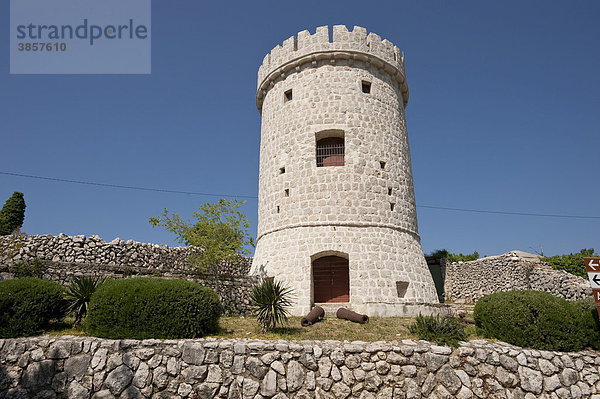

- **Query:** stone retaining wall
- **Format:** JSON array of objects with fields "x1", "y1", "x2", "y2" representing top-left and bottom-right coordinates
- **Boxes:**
[
  {"x1": 444, "y1": 252, "x2": 591, "y2": 304},
  {"x1": 0, "y1": 234, "x2": 250, "y2": 276},
  {"x1": 0, "y1": 234, "x2": 257, "y2": 315},
  {"x1": 1, "y1": 336, "x2": 599, "y2": 399}
]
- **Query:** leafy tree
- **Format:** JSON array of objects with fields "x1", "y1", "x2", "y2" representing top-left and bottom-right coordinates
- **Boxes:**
[
  {"x1": 0, "y1": 192, "x2": 26, "y2": 236},
  {"x1": 541, "y1": 248, "x2": 598, "y2": 279},
  {"x1": 425, "y1": 249, "x2": 480, "y2": 263},
  {"x1": 149, "y1": 199, "x2": 254, "y2": 282}
]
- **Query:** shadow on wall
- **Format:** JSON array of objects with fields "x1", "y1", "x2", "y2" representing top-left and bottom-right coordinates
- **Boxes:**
[
  {"x1": 426, "y1": 258, "x2": 446, "y2": 303},
  {"x1": 0, "y1": 343, "x2": 64, "y2": 397}
]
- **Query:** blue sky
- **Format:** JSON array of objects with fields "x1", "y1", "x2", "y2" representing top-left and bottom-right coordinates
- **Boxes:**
[{"x1": 1, "y1": 1, "x2": 598, "y2": 257}]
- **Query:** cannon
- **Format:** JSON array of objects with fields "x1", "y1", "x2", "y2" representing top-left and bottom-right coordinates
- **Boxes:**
[
  {"x1": 336, "y1": 307, "x2": 369, "y2": 324},
  {"x1": 301, "y1": 306, "x2": 325, "y2": 327}
]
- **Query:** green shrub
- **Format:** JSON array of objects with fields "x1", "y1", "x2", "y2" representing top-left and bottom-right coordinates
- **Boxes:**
[
  {"x1": 408, "y1": 314, "x2": 467, "y2": 347},
  {"x1": 474, "y1": 290, "x2": 594, "y2": 351},
  {"x1": 0, "y1": 278, "x2": 66, "y2": 338},
  {"x1": 249, "y1": 278, "x2": 294, "y2": 332},
  {"x1": 572, "y1": 297, "x2": 600, "y2": 350},
  {"x1": 64, "y1": 275, "x2": 106, "y2": 327},
  {"x1": 86, "y1": 278, "x2": 222, "y2": 339},
  {"x1": 9, "y1": 258, "x2": 46, "y2": 278},
  {"x1": 541, "y1": 248, "x2": 597, "y2": 279}
]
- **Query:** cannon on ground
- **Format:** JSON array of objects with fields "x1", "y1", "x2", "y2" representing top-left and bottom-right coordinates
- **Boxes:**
[
  {"x1": 336, "y1": 308, "x2": 369, "y2": 324},
  {"x1": 301, "y1": 306, "x2": 325, "y2": 327}
]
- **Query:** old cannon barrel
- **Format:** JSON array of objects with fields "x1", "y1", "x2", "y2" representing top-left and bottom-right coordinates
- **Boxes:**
[
  {"x1": 336, "y1": 308, "x2": 369, "y2": 324},
  {"x1": 301, "y1": 306, "x2": 325, "y2": 327}
]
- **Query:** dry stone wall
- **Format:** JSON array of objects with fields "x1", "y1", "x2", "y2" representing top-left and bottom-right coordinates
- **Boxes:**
[
  {"x1": 0, "y1": 234, "x2": 257, "y2": 315},
  {"x1": 1, "y1": 336, "x2": 599, "y2": 399},
  {"x1": 444, "y1": 252, "x2": 592, "y2": 304},
  {"x1": 0, "y1": 234, "x2": 250, "y2": 276}
]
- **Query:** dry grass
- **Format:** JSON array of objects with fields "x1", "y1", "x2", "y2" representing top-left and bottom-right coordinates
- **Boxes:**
[
  {"x1": 44, "y1": 315, "x2": 483, "y2": 343},
  {"x1": 212, "y1": 316, "x2": 417, "y2": 342},
  {"x1": 45, "y1": 316, "x2": 86, "y2": 336}
]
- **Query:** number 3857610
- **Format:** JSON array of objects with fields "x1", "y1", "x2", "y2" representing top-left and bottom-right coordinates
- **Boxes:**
[{"x1": 18, "y1": 43, "x2": 67, "y2": 51}]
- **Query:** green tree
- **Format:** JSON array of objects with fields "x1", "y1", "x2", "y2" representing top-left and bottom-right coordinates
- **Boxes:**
[
  {"x1": 425, "y1": 249, "x2": 480, "y2": 263},
  {"x1": 149, "y1": 199, "x2": 254, "y2": 282},
  {"x1": 541, "y1": 248, "x2": 598, "y2": 279},
  {"x1": 0, "y1": 192, "x2": 26, "y2": 236}
]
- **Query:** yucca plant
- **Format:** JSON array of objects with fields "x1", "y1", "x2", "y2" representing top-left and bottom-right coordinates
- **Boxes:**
[
  {"x1": 64, "y1": 275, "x2": 106, "y2": 327},
  {"x1": 409, "y1": 313, "x2": 467, "y2": 347},
  {"x1": 249, "y1": 278, "x2": 294, "y2": 333}
]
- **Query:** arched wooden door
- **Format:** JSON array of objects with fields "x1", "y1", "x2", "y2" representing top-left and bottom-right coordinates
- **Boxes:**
[{"x1": 312, "y1": 256, "x2": 349, "y2": 303}]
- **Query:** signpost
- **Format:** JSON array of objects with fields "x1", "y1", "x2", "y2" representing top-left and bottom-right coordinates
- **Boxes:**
[{"x1": 584, "y1": 257, "x2": 600, "y2": 318}]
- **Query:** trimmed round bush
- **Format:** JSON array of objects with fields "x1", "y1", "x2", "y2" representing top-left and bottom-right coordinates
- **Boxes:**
[
  {"x1": 474, "y1": 290, "x2": 592, "y2": 351},
  {"x1": 86, "y1": 278, "x2": 222, "y2": 339},
  {"x1": 0, "y1": 278, "x2": 66, "y2": 338}
]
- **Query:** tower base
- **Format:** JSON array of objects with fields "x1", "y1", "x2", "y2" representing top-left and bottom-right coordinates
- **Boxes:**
[{"x1": 251, "y1": 225, "x2": 440, "y2": 317}]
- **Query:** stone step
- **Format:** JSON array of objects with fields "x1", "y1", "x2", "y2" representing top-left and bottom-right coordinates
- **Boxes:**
[{"x1": 313, "y1": 302, "x2": 351, "y2": 317}]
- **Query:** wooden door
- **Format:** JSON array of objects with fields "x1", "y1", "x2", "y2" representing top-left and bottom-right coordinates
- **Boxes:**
[{"x1": 313, "y1": 256, "x2": 349, "y2": 303}]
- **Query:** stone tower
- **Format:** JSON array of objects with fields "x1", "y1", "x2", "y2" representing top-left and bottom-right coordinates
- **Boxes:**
[{"x1": 251, "y1": 25, "x2": 439, "y2": 316}]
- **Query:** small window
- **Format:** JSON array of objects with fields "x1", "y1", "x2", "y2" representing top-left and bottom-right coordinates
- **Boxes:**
[
  {"x1": 388, "y1": 188, "x2": 392, "y2": 196},
  {"x1": 284, "y1": 89, "x2": 293, "y2": 102},
  {"x1": 316, "y1": 137, "x2": 344, "y2": 167},
  {"x1": 361, "y1": 81, "x2": 371, "y2": 94},
  {"x1": 276, "y1": 205, "x2": 280, "y2": 213},
  {"x1": 396, "y1": 281, "x2": 409, "y2": 298},
  {"x1": 284, "y1": 189, "x2": 289, "y2": 197},
  {"x1": 380, "y1": 161, "x2": 386, "y2": 170},
  {"x1": 279, "y1": 167, "x2": 286, "y2": 174},
  {"x1": 390, "y1": 203, "x2": 395, "y2": 211}
]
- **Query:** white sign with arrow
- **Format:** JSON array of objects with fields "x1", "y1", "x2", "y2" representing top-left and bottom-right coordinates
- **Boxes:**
[
  {"x1": 589, "y1": 273, "x2": 600, "y2": 289},
  {"x1": 584, "y1": 258, "x2": 600, "y2": 319}
]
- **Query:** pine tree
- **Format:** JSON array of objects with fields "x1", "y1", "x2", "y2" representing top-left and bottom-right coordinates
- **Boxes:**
[{"x1": 0, "y1": 192, "x2": 26, "y2": 235}]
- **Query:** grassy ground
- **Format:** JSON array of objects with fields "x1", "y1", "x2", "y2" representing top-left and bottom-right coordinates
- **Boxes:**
[
  {"x1": 212, "y1": 316, "x2": 480, "y2": 342},
  {"x1": 213, "y1": 316, "x2": 416, "y2": 341},
  {"x1": 44, "y1": 315, "x2": 480, "y2": 343}
]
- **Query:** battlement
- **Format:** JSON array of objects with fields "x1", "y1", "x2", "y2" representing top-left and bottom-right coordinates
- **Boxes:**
[{"x1": 256, "y1": 25, "x2": 409, "y2": 111}]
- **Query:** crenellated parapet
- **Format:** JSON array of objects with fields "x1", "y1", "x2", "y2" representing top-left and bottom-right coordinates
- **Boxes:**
[{"x1": 256, "y1": 25, "x2": 409, "y2": 112}]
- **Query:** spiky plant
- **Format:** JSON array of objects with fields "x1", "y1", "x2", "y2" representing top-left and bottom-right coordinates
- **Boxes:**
[
  {"x1": 249, "y1": 278, "x2": 294, "y2": 333},
  {"x1": 409, "y1": 313, "x2": 467, "y2": 347},
  {"x1": 64, "y1": 275, "x2": 106, "y2": 327}
]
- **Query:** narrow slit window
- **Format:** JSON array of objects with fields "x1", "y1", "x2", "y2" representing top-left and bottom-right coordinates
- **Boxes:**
[
  {"x1": 380, "y1": 161, "x2": 386, "y2": 170},
  {"x1": 316, "y1": 137, "x2": 345, "y2": 167},
  {"x1": 284, "y1": 89, "x2": 293, "y2": 102},
  {"x1": 361, "y1": 81, "x2": 371, "y2": 94},
  {"x1": 284, "y1": 189, "x2": 289, "y2": 197},
  {"x1": 388, "y1": 188, "x2": 393, "y2": 196},
  {"x1": 390, "y1": 203, "x2": 395, "y2": 211},
  {"x1": 279, "y1": 167, "x2": 286, "y2": 174},
  {"x1": 276, "y1": 205, "x2": 280, "y2": 213}
]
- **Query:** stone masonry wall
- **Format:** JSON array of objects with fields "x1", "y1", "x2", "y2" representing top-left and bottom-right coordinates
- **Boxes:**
[
  {"x1": 1, "y1": 336, "x2": 599, "y2": 399},
  {"x1": 252, "y1": 25, "x2": 439, "y2": 316},
  {"x1": 0, "y1": 234, "x2": 257, "y2": 315},
  {"x1": 444, "y1": 252, "x2": 592, "y2": 304}
]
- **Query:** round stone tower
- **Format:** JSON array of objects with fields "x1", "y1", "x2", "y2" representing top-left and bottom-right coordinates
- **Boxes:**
[{"x1": 251, "y1": 25, "x2": 440, "y2": 316}]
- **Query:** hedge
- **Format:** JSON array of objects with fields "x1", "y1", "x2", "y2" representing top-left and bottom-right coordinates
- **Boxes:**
[
  {"x1": 474, "y1": 290, "x2": 598, "y2": 351},
  {"x1": 0, "y1": 278, "x2": 66, "y2": 338},
  {"x1": 86, "y1": 278, "x2": 222, "y2": 339}
]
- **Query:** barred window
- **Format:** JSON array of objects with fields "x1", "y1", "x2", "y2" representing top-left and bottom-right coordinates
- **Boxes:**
[{"x1": 316, "y1": 137, "x2": 345, "y2": 167}]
